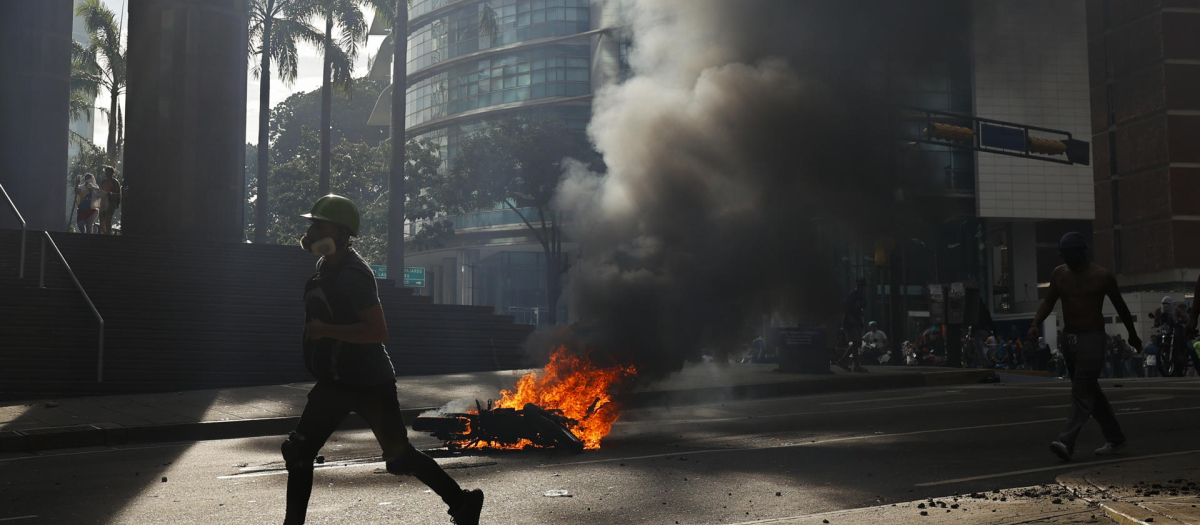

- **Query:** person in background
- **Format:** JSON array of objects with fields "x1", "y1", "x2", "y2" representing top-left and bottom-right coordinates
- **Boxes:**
[
  {"x1": 1186, "y1": 273, "x2": 1199, "y2": 339},
  {"x1": 1144, "y1": 336, "x2": 1160, "y2": 378},
  {"x1": 971, "y1": 298, "x2": 995, "y2": 369},
  {"x1": 1036, "y1": 337, "x2": 1053, "y2": 372},
  {"x1": 1154, "y1": 296, "x2": 1199, "y2": 375},
  {"x1": 1004, "y1": 333, "x2": 1023, "y2": 370},
  {"x1": 749, "y1": 333, "x2": 766, "y2": 363},
  {"x1": 862, "y1": 321, "x2": 890, "y2": 364},
  {"x1": 98, "y1": 166, "x2": 123, "y2": 234},
  {"x1": 835, "y1": 278, "x2": 868, "y2": 373},
  {"x1": 75, "y1": 173, "x2": 102, "y2": 234}
]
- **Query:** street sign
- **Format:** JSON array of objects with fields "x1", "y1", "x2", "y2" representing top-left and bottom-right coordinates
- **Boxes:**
[
  {"x1": 370, "y1": 265, "x2": 387, "y2": 279},
  {"x1": 980, "y1": 123, "x2": 1026, "y2": 151},
  {"x1": 403, "y1": 267, "x2": 426, "y2": 287}
]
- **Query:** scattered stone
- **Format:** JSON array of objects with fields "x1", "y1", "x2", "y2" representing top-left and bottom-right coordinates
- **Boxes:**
[
  {"x1": 776, "y1": 492, "x2": 782, "y2": 497},
  {"x1": 919, "y1": 511, "x2": 928, "y2": 516},
  {"x1": 917, "y1": 503, "x2": 926, "y2": 509},
  {"x1": 1052, "y1": 499, "x2": 1063, "y2": 504},
  {"x1": 951, "y1": 504, "x2": 959, "y2": 509},
  {"x1": 161, "y1": 477, "x2": 167, "y2": 483},
  {"x1": 315, "y1": 456, "x2": 325, "y2": 464},
  {"x1": 823, "y1": 521, "x2": 829, "y2": 524}
]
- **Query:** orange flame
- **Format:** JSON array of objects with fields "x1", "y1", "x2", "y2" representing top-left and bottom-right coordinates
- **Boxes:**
[{"x1": 473, "y1": 346, "x2": 636, "y2": 450}]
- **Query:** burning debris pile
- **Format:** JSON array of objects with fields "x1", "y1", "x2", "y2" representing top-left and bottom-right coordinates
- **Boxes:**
[{"x1": 412, "y1": 347, "x2": 636, "y2": 452}]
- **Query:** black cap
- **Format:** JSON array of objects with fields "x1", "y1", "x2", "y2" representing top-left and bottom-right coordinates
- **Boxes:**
[{"x1": 1059, "y1": 232, "x2": 1087, "y2": 251}]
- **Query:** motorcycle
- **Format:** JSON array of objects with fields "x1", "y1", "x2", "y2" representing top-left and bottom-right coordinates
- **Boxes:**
[{"x1": 1149, "y1": 312, "x2": 1189, "y2": 377}]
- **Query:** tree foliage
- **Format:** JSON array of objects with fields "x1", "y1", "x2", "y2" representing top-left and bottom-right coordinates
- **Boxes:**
[
  {"x1": 269, "y1": 77, "x2": 389, "y2": 165},
  {"x1": 244, "y1": 130, "x2": 445, "y2": 265},
  {"x1": 75, "y1": 0, "x2": 127, "y2": 164},
  {"x1": 436, "y1": 115, "x2": 599, "y2": 324}
]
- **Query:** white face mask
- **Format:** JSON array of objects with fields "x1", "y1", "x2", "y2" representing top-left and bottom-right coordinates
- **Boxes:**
[{"x1": 309, "y1": 237, "x2": 337, "y2": 257}]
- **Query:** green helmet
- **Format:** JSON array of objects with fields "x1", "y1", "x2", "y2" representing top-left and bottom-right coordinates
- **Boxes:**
[{"x1": 301, "y1": 194, "x2": 360, "y2": 236}]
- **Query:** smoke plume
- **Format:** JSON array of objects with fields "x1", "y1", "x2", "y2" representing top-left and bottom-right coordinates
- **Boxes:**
[{"x1": 553, "y1": 0, "x2": 962, "y2": 383}]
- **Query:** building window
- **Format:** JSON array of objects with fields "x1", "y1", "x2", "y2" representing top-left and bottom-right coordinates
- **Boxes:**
[
  {"x1": 406, "y1": 44, "x2": 592, "y2": 129},
  {"x1": 407, "y1": 0, "x2": 592, "y2": 74}
]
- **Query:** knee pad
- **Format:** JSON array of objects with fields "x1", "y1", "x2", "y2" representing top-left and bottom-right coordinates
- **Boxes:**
[
  {"x1": 281, "y1": 431, "x2": 316, "y2": 471},
  {"x1": 384, "y1": 443, "x2": 421, "y2": 475}
]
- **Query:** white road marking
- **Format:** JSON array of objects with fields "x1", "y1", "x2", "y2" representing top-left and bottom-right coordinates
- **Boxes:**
[
  {"x1": 915, "y1": 448, "x2": 1200, "y2": 487},
  {"x1": 219, "y1": 460, "x2": 388, "y2": 479},
  {"x1": 1035, "y1": 393, "x2": 1176, "y2": 409},
  {"x1": 0, "y1": 516, "x2": 38, "y2": 522},
  {"x1": 541, "y1": 405, "x2": 1200, "y2": 468},
  {"x1": 619, "y1": 392, "x2": 1065, "y2": 426},
  {"x1": 820, "y1": 391, "x2": 948, "y2": 405}
]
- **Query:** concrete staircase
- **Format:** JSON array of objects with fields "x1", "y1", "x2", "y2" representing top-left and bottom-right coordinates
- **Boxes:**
[{"x1": 0, "y1": 228, "x2": 534, "y2": 398}]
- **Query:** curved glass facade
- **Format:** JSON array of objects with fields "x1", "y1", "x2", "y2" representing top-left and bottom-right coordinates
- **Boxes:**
[
  {"x1": 406, "y1": 44, "x2": 591, "y2": 129},
  {"x1": 408, "y1": 0, "x2": 592, "y2": 74},
  {"x1": 413, "y1": 105, "x2": 590, "y2": 161}
]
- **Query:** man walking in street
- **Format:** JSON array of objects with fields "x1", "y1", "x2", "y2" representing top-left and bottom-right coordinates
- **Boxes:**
[
  {"x1": 835, "y1": 278, "x2": 868, "y2": 372},
  {"x1": 1030, "y1": 232, "x2": 1141, "y2": 462},
  {"x1": 282, "y1": 195, "x2": 484, "y2": 525}
]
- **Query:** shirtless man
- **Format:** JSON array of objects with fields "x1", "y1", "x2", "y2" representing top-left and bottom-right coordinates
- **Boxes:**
[{"x1": 1029, "y1": 232, "x2": 1141, "y2": 461}]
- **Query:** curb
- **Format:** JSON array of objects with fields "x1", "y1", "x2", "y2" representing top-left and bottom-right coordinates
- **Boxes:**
[{"x1": 0, "y1": 368, "x2": 998, "y2": 454}]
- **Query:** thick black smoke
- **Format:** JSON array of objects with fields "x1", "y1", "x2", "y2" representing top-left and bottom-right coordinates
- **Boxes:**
[{"x1": 550, "y1": 0, "x2": 965, "y2": 383}]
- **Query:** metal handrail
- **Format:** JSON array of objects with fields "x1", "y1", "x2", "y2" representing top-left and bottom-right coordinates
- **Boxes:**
[
  {"x1": 39, "y1": 231, "x2": 105, "y2": 382},
  {"x1": 0, "y1": 182, "x2": 27, "y2": 279}
]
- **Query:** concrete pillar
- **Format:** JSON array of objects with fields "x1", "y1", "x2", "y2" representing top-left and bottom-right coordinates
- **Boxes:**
[
  {"x1": 122, "y1": 0, "x2": 248, "y2": 241},
  {"x1": 0, "y1": 0, "x2": 73, "y2": 231}
]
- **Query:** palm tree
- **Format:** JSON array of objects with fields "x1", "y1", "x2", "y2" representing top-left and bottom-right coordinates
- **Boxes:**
[
  {"x1": 75, "y1": 0, "x2": 127, "y2": 165},
  {"x1": 372, "y1": 0, "x2": 496, "y2": 279},
  {"x1": 248, "y1": 0, "x2": 322, "y2": 243},
  {"x1": 314, "y1": 0, "x2": 368, "y2": 195}
]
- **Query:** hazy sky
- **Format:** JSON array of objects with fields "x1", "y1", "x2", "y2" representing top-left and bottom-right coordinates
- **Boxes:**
[{"x1": 88, "y1": 0, "x2": 381, "y2": 149}]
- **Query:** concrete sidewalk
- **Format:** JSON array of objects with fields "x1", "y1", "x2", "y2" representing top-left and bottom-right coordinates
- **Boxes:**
[
  {"x1": 0, "y1": 363, "x2": 1001, "y2": 453},
  {"x1": 1059, "y1": 452, "x2": 1200, "y2": 525}
]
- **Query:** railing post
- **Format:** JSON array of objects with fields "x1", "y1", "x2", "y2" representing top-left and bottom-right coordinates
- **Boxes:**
[
  {"x1": 39, "y1": 234, "x2": 45, "y2": 289},
  {"x1": 18, "y1": 224, "x2": 25, "y2": 279},
  {"x1": 97, "y1": 321, "x2": 105, "y2": 382}
]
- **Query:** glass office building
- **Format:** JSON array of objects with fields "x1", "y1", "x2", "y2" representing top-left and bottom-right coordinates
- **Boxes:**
[{"x1": 370, "y1": 0, "x2": 623, "y2": 324}]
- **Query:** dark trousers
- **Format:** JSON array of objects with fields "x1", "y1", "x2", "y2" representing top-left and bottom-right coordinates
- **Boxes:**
[
  {"x1": 839, "y1": 326, "x2": 863, "y2": 366},
  {"x1": 1057, "y1": 331, "x2": 1125, "y2": 451},
  {"x1": 283, "y1": 381, "x2": 462, "y2": 524}
]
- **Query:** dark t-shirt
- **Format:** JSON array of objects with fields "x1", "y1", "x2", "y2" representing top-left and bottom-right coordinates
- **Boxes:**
[
  {"x1": 842, "y1": 289, "x2": 864, "y2": 328},
  {"x1": 303, "y1": 249, "x2": 396, "y2": 385}
]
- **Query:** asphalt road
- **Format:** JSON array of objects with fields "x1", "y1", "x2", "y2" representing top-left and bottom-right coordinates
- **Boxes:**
[{"x1": 3, "y1": 375, "x2": 1199, "y2": 524}]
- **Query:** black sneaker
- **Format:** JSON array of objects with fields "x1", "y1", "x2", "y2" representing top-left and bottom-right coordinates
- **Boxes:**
[
  {"x1": 449, "y1": 489, "x2": 484, "y2": 525},
  {"x1": 1049, "y1": 441, "x2": 1072, "y2": 462}
]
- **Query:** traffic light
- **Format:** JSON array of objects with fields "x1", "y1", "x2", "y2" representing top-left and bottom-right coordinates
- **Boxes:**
[
  {"x1": 1027, "y1": 136, "x2": 1068, "y2": 156},
  {"x1": 924, "y1": 122, "x2": 974, "y2": 143}
]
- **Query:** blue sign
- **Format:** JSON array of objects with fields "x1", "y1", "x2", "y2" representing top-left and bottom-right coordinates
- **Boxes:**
[{"x1": 980, "y1": 123, "x2": 1027, "y2": 151}]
